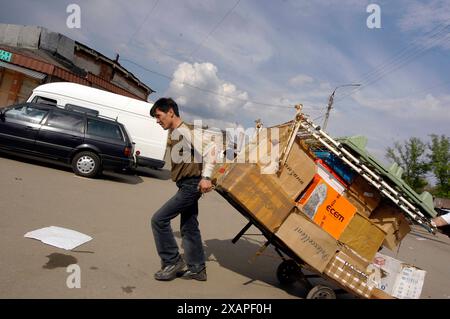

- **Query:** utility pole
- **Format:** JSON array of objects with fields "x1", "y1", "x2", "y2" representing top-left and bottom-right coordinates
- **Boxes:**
[{"x1": 322, "y1": 83, "x2": 361, "y2": 131}]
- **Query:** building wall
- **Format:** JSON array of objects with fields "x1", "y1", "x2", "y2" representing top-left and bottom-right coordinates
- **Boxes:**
[
  {"x1": 0, "y1": 24, "x2": 40, "y2": 50},
  {"x1": 0, "y1": 24, "x2": 151, "y2": 105},
  {"x1": 73, "y1": 50, "x2": 101, "y2": 75},
  {"x1": 435, "y1": 198, "x2": 450, "y2": 210},
  {"x1": 0, "y1": 67, "x2": 41, "y2": 107},
  {"x1": 111, "y1": 73, "x2": 147, "y2": 99}
]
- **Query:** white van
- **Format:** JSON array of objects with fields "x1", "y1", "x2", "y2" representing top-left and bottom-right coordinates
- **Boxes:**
[{"x1": 27, "y1": 82, "x2": 167, "y2": 169}]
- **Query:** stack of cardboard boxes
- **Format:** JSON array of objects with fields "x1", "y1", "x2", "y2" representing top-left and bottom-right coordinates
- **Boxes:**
[{"x1": 214, "y1": 123, "x2": 422, "y2": 299}]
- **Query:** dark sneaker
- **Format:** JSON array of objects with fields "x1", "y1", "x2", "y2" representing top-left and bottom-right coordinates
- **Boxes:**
[
  {"x1": 154, "y1": 259, "x2": 186, "y2": 281},
  {"x1": 179, "y1": 268, "x2": 207, "y2": 281}
]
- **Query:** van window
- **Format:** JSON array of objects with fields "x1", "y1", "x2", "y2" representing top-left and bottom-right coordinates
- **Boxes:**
[
  {"x1": 46, "y1": 110, "x2": 84, "y2": 132},
  {"x1": 87, "y1": 118, "x2": 123, "y2": 141},
  {"x1": 6, "y1": 105, "x2": 48, "y2": 124},
  {"x1": 65, "y1": 104, "x2": 99, "y2": 116},
  {"x1": 31, "y1": 96, "x2": 57, "y2": 106}
]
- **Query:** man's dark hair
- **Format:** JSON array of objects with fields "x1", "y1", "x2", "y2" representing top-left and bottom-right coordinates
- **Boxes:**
[{"x1": 150, "y1": 98, "x2": 180, "y2": 117}]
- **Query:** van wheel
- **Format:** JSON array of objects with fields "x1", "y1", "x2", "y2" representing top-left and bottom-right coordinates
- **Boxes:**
[{"x1": 72, "y1": 151, "x2": 101, "y2": 178}]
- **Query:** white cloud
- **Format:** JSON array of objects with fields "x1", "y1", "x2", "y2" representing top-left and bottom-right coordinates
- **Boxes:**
[
  {"x1": 399, "y1": 0, "x2": 450, "y2": 32},
  {"x1": 323, "y1": 91, "x2": 450, "y2": 166},
  {"x1": 289, "y1": 74, "x2": 314, "y2": 87},
  {"x1": 398, "y1": 0, "x2": 450, "y2": 51},
  {"x1": 352, "y1": 91, "x2": 450, "y2": 122},
  {"x1": 165, "y1": 62, "x2": 249, "y2": 125}
]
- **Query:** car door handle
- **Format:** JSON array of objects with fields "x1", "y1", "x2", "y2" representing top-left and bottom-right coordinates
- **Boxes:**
[
  {"x1": 70, "y1": 135, "x2": 81, "y2": 139},
  {"x1": 26, "y1": 126, "x2": 37, "y2": 130}
]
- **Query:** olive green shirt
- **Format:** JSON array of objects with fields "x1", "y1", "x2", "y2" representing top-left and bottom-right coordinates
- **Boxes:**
[{"x1": 168, "y1": 122, "x2": 216, "y2": 182}]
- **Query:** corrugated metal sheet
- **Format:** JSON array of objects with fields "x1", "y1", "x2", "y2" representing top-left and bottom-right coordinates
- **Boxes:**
[
  {"x1": 0, "y1": 61, "x2": 46, "y2": 79},
  {"x1": 3, "y1": 46, "x2": 146, "y2": 101},
  {"x1": 87, "y1": 73, "x2": 145, "y2": 101},
  {"x1": 75, "y1": 42, "x2": 153, "y2": 94},
  {"x1": 53, "y1": 67, "x2": 89, "y2": 85}
]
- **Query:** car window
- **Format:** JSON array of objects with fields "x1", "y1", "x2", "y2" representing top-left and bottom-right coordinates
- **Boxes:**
[
  {"x1": 46, "y1": 110, "x2": 84, "y2": 132},
  {"x1": 87, "y1": 118, "x2": 123, "y2": 141},
  {"x1": 31, "y1": 96, "x2": 57, "y2": 106},
  {"x1": 6, "y1": 105, "x2": 48, "y2": 124}
]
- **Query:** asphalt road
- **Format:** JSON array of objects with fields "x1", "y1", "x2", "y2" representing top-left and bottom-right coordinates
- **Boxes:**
[{"x1": 0, "y1": 152, "x2": 449, "y2": 299}]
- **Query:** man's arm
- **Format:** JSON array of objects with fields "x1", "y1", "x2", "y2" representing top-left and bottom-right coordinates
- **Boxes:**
[{"x1": 432, "y1": 212, "x2": 450, "y2": 227}]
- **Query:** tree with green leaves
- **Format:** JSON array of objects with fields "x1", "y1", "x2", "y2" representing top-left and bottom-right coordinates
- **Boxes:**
[
  {"x1": 386, "y1": 137, "x2": 430, "y2": 193},
  {"x1": 428, "y1": 134, "x2": 450, "y2": 198}
]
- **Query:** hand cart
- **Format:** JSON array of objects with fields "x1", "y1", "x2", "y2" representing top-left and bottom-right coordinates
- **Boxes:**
[
  {"x1": 216, "y1": 187, "x2": 350, "y2": 299},
  {"x1": 213, "y1": 106, "x2": 437, "y2": 299}
]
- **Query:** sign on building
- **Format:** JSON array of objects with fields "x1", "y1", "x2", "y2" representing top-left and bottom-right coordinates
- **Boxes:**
[{"x1": 0, "y1": 49, "x2": 13, "y2": 62}]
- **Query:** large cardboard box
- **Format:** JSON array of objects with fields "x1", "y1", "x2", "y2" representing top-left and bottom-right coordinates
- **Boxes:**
[
  {"x1": 339, "y1": 212, "x2": 386, "y2": 261},
  {"x1": 238, "y1": 122, "x2": 292, "y2": 167},
  {"x1": 338, "y1": 243, "x2": 371, "y2": 269},
  {"x1": 268, "y1": 140, "x2": 316, "y2": 201},
  {"x1": 275, "y1": 211, "x2": 338, "y2": 273},
  {"x1": 343, "y1": 194, "x2": 373, "y2": 218},
  {"x1": 370, "y1": 288, "x2": 396, "y2": 299},
  {"x1": 367, "y1": 252, "x2": 426, "y2": 299},
  {"x1": 247, "y1": 134, "x2": 316, "y2": 201},
  {"x1": 370, "y1": 202, "x2": 411, "y2": 251},
  {"x1": 343, "y1": 175, "x2": 381, "y2": 217},
  {"x1": 218, "y1": 163, "x2": 293, "y2": 232},
  {"x1": 324, "y1": 251, "x2": 376, "y2": 298},
  {"x1": 297, "y1": 175, "x2": 357, "y2": 239},
  {"x1": 223, "y1": 122, "x2": 316, "y2": 202}
]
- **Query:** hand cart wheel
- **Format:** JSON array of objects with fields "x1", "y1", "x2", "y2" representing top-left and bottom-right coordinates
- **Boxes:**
[
  {"x1": 306, "y1": 285, "x2": 337, "y2": 299},
  {"x1": 276, "y1": 260, "x2": 302, "y2": 285}
]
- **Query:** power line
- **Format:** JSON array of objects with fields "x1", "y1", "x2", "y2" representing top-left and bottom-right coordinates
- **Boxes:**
[
  {"x1": 312, "y1": 23, "x2": 450, "y2": 121},
  {"x1": 120, "y1": 2, "x2": 324, "y2": 112},
  {"x1": 351, "y1": 23, "x2": 449, "y2": 86},
  {"x1": 188, "y1": 0, "x2": 241, "y2": 59},
  {"x1": 313, "y1": 114, "x2": 326, "y2": 122},
  {"x1": 338, "y1": 24, "x2": 450, "y2": 102},
  {"x1": 120, "y1": 58, "x2": 321, "y2": 110},
  {"x1": 335, "y1": 23, "x2": 450, "y2": 103},
  {"x1": 125, "y1": 0, "x2": 160, "y2": 48}
]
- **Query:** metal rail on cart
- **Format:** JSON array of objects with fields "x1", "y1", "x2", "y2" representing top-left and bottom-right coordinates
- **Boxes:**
[{"x1": 297, "y1": 114, "x2": 435, "y2": 234}]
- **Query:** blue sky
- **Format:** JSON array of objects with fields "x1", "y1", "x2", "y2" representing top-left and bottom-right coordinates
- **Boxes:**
[{"x1": 1, "y1": 0, "x2": 449, "y2": 163}]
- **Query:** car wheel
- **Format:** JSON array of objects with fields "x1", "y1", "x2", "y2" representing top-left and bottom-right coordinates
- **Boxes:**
[{"x1": 72, "y1": 151, "x2": 101, "y2": 178}]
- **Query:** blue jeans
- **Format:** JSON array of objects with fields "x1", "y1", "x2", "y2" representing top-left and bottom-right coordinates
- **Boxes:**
[{"x1": 151, "y1": 176, "x2": 206, "y2": 272}]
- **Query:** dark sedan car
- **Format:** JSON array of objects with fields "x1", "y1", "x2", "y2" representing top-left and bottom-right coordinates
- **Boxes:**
[{"x1": 0, "y1": 102, "x2": 134, "y2": 178}]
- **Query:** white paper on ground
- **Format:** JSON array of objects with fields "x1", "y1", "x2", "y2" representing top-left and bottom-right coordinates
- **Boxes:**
[{"x1": 24, "y1": 226, "x2": 92, "y2": 250}]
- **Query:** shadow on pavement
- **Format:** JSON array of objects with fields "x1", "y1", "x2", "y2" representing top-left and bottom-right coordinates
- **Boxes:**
[
  {"x1": 0, "y1": 151, "x2": 144, "y2": 185},
  {"x1": 42, "y1": 253, "x2": 78, "y2": 269},
  {"x1": 175, "y1": 232, "x2": 352, "y2": 298},
  {"x1": 133, "y1": 167, "x2": 171, "y2": 181},
  {"x1": 0, "y1": 150, "x2": 73, "y2": 173},
  {"x1": 101, "y1": 171, "x2": 144, "y2": 185},
  {"x1": 204, "y1": 237, "x2": 309, "y2": 298}
]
